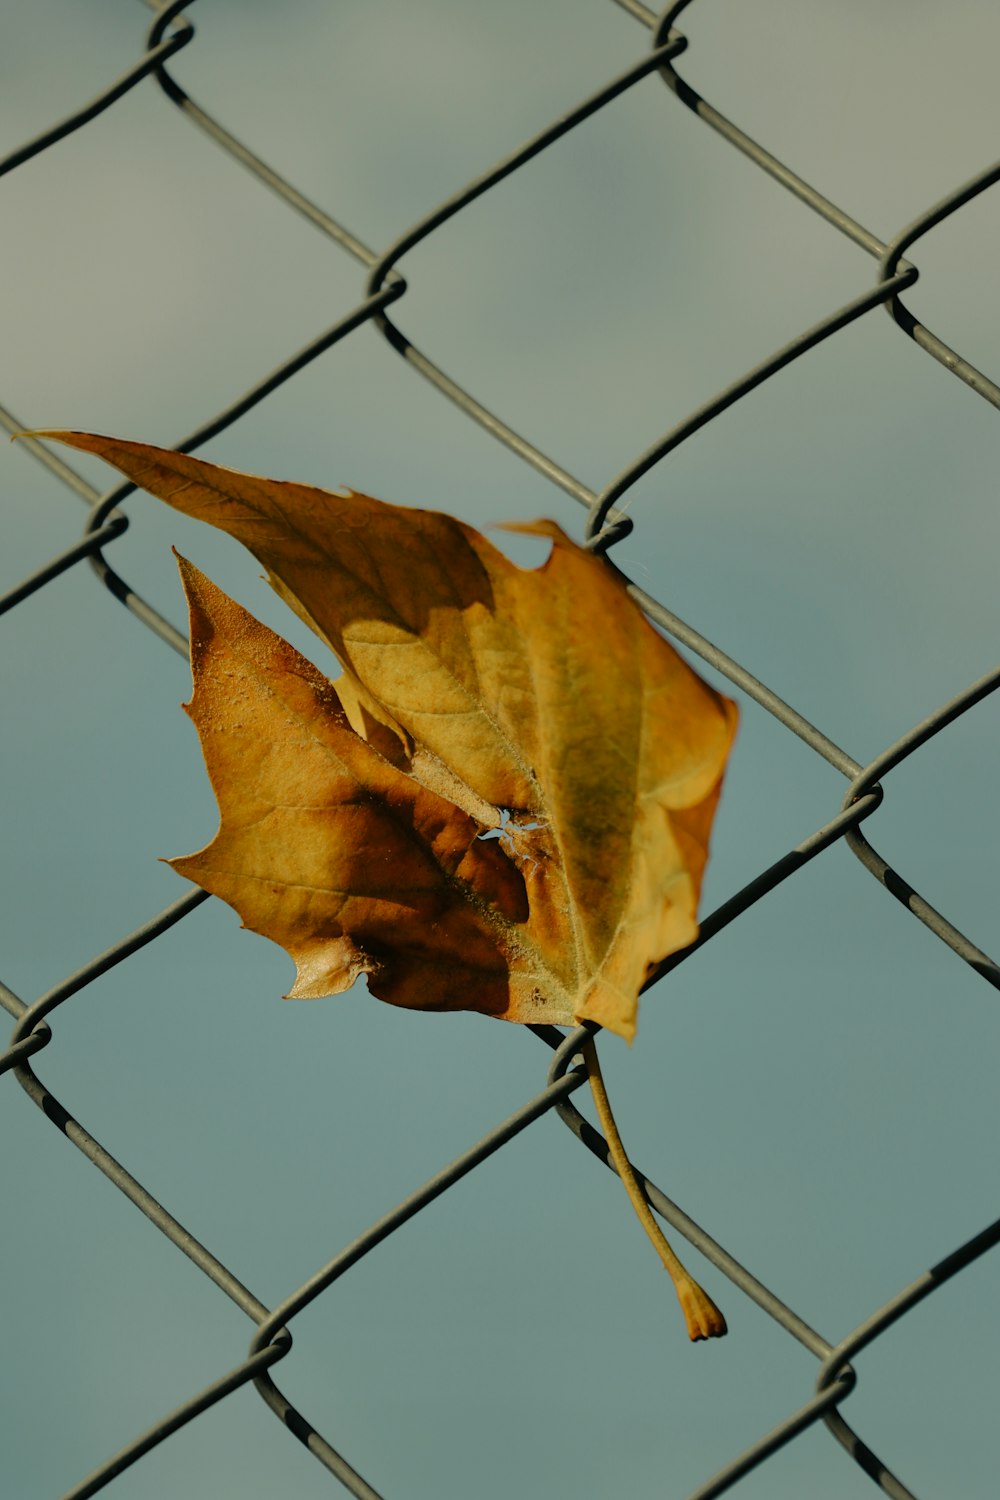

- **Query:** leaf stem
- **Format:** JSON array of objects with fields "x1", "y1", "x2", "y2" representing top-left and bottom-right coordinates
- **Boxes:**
[{"x1": 582, "y1": 1036, "x2": 727, "y2": 1342}]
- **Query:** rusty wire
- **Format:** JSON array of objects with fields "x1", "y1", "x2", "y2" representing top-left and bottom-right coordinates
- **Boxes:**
[{"x1": 2, "y1": 2, "x2": 999, "y2": 1497}]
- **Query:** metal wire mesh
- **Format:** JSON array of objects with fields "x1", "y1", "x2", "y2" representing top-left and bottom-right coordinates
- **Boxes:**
[{"x1": 3, "y1": 2, "x2": 999, "y2": 1496}]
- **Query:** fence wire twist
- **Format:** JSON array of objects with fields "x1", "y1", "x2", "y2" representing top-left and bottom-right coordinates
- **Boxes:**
[{"x1": 3, "y1": 2, "x2": 999, "y2": 1497}]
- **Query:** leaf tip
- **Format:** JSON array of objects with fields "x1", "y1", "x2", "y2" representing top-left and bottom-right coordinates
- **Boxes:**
[{"x1": 10, "y1": 427, "x2": 78, "y2": 444}]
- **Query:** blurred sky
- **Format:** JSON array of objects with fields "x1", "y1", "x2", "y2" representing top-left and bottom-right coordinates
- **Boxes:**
[{"x1": 2, "y1": 2, "x2": 1000, "y2": 1498}]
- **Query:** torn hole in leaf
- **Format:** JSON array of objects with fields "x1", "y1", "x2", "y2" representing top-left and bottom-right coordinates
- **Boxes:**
[
  {"x1": 478, "y1": 808, "x2": 540, "y2": 840},
  {"x1": 478, "y1": 809, "x2": 546, "y2": 870}
]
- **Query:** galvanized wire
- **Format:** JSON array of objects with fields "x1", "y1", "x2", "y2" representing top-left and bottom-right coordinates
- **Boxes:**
[{"x1": 3, "y1": 1, "x2": 999, "y2": 1497}]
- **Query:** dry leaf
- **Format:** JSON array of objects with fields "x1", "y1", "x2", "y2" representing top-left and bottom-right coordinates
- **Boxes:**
[
  {"x1": 41, "y1": 430, "x2": 738, "y2": 1339},
  {"x1": 40, "y1": 433, "x2": 737, "y2": 1043}
]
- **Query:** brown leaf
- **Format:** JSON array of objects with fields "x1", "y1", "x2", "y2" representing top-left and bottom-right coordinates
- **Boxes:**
[{"x1": 40, "y1": 433, "x2": 737, "y2": 1040}]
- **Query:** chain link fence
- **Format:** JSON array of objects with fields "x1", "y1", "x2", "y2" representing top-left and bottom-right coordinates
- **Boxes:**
[{"x1": 3, "y1": 2, "x2": 999, "y2": 1496}]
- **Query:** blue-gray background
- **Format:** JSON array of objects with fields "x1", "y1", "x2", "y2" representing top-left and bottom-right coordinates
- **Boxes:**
[{"x1": 2, "y1": 3, "x2": 999, "y2": 1497}]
